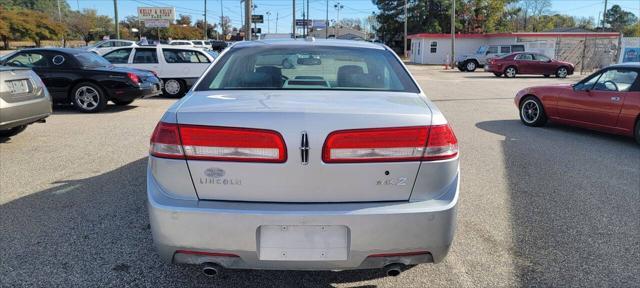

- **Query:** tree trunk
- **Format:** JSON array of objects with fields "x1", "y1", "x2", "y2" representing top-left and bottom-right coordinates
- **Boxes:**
[{"x1": 1, "y1": 36, "x2": 8, "y2": 50}]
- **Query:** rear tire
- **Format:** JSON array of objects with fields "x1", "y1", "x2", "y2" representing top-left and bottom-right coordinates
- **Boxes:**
[
  {"x1": 0, "y1": 125, "x2": 27, "y2": 137},
  {"x1": 504, "y1": 66, "x2": 517, "y2": 78},
  {"x1": 72, "y1": 82, "x2": 107, "y2": 113},
  {"x1": 493, "y1": 72, "x2": 502, "y2": 77},
  {"x1": 163, "y1": 79, "x2": 185, "y2": 97},
  {"x1": 112, "y1": 99, "x2": 134, "y2": 106},
  {"x1": 519, "y1": 96, "x2": 547, "y2": 127}
]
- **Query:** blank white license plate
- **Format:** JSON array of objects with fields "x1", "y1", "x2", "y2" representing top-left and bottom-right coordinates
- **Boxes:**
[
  {"x1": 7, "y1": 80, "x2": 29, "y2": 94},
  {"x1": 259, "y1": 225, "x2": 348, "y2": 261}
]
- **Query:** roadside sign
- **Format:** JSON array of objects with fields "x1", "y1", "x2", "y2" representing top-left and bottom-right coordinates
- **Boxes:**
[
  {"x1": 295, "y1": 19, "x2": 312, "y2": 27},
  {"x1": 138, "y1": 7, "x2": 176, "y2": 20},
  {"x1": 312, "y1": 20, "x2": 326, "y2": 29},
  {"x1": 145, "y1": 19, "x2": 170, "y2": 28},
  {"x1": 252, "y1": 15, "x2": 264, "y2": 23}
]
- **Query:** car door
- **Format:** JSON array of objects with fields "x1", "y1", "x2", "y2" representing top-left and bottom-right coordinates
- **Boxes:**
[
  {"x1": 514, "y1": 53, "x2": 534, "y2": 74},
  {"x1": 160, "y1": 48, "x2": 211, "y2": 79},
  {"x1": 532, "y1": 54, "x2": 553, "y2": 75},
  {"x1": 558, "y1": 68, "x2": 636, "y2": 128},
  {"x1": 483, "y1": 46, "x2": 499, "y2": 64},
  {"x1": 131, "y1": 48, "x2": 160, "y2": 73}
]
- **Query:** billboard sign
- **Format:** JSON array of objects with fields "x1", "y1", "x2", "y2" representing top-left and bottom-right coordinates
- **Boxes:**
[
  {"x1": 295, "y1": 19, "x2": 312, "y2": 27},
  {"x1": 138, "y1": 7, "x2": 175, "y2": 20},
  {"x1": 145, "y1": 19, "x2": 170, "y2": 28},
  {"x1": 251, "y1": 15, "x2": 264, "y2": 23},
  {"x1": 619, "y1": 37, "x2": 640, "y2": 63},
  {"x1": 312, "y1": 20, "x2": 327, "y2": 29}
]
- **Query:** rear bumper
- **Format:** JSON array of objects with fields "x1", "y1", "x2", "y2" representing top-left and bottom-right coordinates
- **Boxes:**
[
  {"x1": 0, "y1": 96, "x2": 51, "y2": 130},
  {"x1": 112, "y1": 84, "x2": 162, "y2": 101},
  {"x1": 147, "y1": 169, "x2": 459, "y2": 270}
]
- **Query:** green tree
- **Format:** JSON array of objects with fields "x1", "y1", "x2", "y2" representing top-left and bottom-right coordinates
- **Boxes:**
[
  {"x1": 175, "y1": 14, "x2": 192, "y2": 26},
  {"x1": 604, "y1": 5, "x2": 638, "y2": 32}
]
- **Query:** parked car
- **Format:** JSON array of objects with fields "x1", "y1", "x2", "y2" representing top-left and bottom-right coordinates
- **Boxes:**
[
  {"x1": 515, "y1": 63, "x2": 640, "y2": 143},
  {"x1": 147, "y1": 40, "x2": 460, "y2": 276},
  {"x1": 0, "y1": 48, "x2": 162, "y2": 112},
  {"x1": 83, "y1": 39, "x2": 138, "y2": 55},
  {"x1": 486, "y1": 52, "x2": 574, "y2": 78},
  {"x1": 103, "y1": 45, "x2": 214, "y2": 97},
  {"x1": 168, "y1": 40, "x2": 194, "y2": 47},
  {"x1": 0, "y1": 65, "x2": 52, "y2": 137},
  {"x1": 456, "y1": 44, "x2": 525, "y2": 72},
  {"x1": 189, "y1": 40, "x2": 212, "y2": 50}
]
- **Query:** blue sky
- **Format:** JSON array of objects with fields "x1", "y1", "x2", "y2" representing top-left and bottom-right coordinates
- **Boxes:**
[{"x1": 68, "y1": 0, "x2": 639, "y2": 34}]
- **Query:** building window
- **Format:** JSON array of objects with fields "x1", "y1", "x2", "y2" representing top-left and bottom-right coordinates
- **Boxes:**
[{"x1": 430, "y1": 41, "x2": 437, "y2": 53}]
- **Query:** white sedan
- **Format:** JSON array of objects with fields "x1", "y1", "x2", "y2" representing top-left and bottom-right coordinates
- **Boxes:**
[
  {"x1": 83, "y1": 39, "x2": 138, "y2": 55},
  {"x1": 103, "y1": 45, "x2": 214, "y2": 97}
]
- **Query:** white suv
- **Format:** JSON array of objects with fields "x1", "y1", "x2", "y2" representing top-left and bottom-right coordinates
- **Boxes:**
[
  {"x1": 102, "y1": 45, "x2": 214, "y2": 97},
  {"x1": 84, "y1": 40, "x2": 138, "y2": 55},
  {"x1": 456, "y1": 44, "x2": 525, "y2": 72}
]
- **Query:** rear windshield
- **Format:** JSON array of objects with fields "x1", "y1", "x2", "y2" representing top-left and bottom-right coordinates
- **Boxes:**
[
  {"x1": 196, "y1": 46, "x2": 419, "y2": 92},
  {"x1": 75, "y1": 52, "x2": 112, "y2": 68}
]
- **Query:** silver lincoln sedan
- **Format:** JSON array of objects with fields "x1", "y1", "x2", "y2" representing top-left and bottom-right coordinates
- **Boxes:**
[{"x1": 147, "y1": 39, "x2": 459, "y2": 277}]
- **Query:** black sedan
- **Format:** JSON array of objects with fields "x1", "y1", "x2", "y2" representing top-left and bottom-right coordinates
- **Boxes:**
[{"x1": 0, "y1": 48, "x2": 162, "y2": 112}]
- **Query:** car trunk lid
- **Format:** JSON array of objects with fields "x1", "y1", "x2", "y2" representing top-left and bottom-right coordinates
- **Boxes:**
[{"x1": 175, "y1": 90, "x2": 433, "y2": 203}]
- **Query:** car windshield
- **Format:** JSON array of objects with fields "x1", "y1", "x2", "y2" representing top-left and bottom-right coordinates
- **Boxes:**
[
  {"x1": 74, "y1": 52, "x2": 112, "y2": 68},
  {"x1": 476, "y1": 46, "x2": 487, "y2": 54},
  {"x1": 196, "y1": 46, "x2": 419, "y2": 92}
]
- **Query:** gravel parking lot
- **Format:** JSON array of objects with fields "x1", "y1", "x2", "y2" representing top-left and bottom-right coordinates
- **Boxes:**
[{"x1": 1, "y1": 66, "x2": 638, "y2": 287}]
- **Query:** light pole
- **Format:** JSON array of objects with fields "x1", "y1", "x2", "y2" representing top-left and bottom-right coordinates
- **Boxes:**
[
  {"x1": 403, "y1": 0, "x2": 407, "y2": 58},
  {"x1": 266, "y1": 11, "x2": 271, "y2": 34},
  {"x1": 450, "y1": 0, "x2": 455, "y2": 68},
  {"x1": 204, "y1": 0, "x2": 207, "y2": 39},
  {"x1": 334, "y1": 2, "x2": 343, "y2": 38},
  {"x1": 220, "y1": 0, "x2": 225, "y2": 40},
  {"x1": 325, "y1": 0, "x2": 329, "y2": 39},
  {"x1": 275, "y1": 12, "x2": 279, "y2": 33},
  {"x1": 114, "y1": 0, "x2": 120, "y2": 39}
]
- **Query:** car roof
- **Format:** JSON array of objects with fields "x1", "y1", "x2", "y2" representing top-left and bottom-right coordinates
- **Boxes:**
[
  {"x1": 607, "y1": 62, "x2": 640, "y2": 69},
  {"x1": 18, "y1": 48, "x2": 87, "y2": 54},
  {"x1": 230, "y1": 39, "x2": 386, "y2": 50}
]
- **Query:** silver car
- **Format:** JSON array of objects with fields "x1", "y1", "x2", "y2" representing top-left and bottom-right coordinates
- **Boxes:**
[
  {"x1": 0, "y1": 66, "x2": 52, "y2": 137},
  {"x1": 147, "y1": 40, "x2": 459, "y2": 277}
]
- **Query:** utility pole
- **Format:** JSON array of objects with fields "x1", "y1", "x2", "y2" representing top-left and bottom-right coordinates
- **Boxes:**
[
  {"x1": 276, "y1": 12, "x2": 279, "y2": 33},
  {"x1": 450, "y1": 0, "x2": 455, "y2": 68},
  {"x1": 334, "y1": 2, "x2": 343, "y2": 38},
  {"x1": 292, "y1": 0, "x2": 296, "y2": 38},
  {"x1": 325, "y1": 0, "x2": 329, "y2": 39},
  {"x1": 302, "y1": 0, "x2": 306, "y2": 38},
  {"x1": 245, "y1": 0, "x2": 252, "y2": 40},
  {"x1": 602, "y1": 0, "x2": 608, "y2": 30},
  {"x1": 403, "y1": 0, "x2": 407, "y2": 58},
  {"x1": 204, "y1": 0, "x2": 207, "y2": 39},
  {"x1": 114, "y1": 0, "x2": 120, "y2": 39},
  {"x1": 304, "y1": 0, "x2": 311, "y2": 37},
  {"x1": 57, "y1": 0, "x2": 64, "y2": 46},
  {"x1": 220, "y1": 0, "x2": 225, "y2": 40},
  {"x1": 266, "y1": 11, "x2": 271, "y2": 34}
]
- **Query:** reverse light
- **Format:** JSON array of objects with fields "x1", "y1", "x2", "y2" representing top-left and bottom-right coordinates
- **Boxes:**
[{"x1": 322, "y1": 125, "x2": 458, "y2": 163}]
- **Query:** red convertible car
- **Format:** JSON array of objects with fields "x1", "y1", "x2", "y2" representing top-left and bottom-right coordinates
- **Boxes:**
[
  {"x1": 515, "y1": 63, "x2": 640, "y2": 143},
  {"x1": 486, "y1": 52, "x2": 574, "y2": 78}
]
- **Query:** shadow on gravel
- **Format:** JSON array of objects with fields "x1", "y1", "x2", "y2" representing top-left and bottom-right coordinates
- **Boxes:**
[
  {"x1": 476, "y1": 120, "x2": 640, "y2": 287},
  {"x1": 0, "y1": 158, "x2": 398, "y2": 287},
  {"x1": 52, "y1": 104, "x2": 139, "y2": 114}
]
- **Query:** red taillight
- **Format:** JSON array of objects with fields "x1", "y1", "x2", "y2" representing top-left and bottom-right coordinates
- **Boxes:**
[
  {"x1": 423, "y1": 124, "x2": 458, "y2": 161},
  {"x1": 127, "y1": 72, "x2": 140, "y2": 85},
  {"x1": 322, "y1": 125, "x2": 458, "y2": 163},
  {"x1": 150, "y1": 122, "x2": 184, "y2": 159}
]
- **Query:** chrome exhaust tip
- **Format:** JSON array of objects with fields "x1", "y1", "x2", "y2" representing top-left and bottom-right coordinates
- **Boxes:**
[
  {"x1": 384, "y1": 263, "x2": 404, "y2": 277},
  {"x1": 202, "y1": 263, "x2": 222, "y2": 277}
]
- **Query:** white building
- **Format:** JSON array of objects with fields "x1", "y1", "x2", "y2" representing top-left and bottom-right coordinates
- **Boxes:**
[{"x1": 408, "y1": 32, "x2": 621, "y2": 68}]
